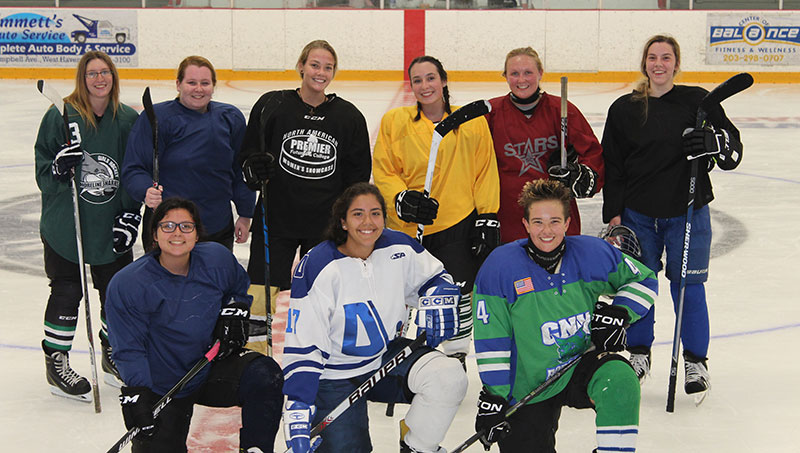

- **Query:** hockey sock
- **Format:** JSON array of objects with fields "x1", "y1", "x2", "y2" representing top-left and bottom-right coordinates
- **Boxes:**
[
  {"x1": 404, "y1": 351, "x2": 468, "y2": 451},
  {"x1": 669, "y1": 281, "x2": 710, "y2": 358},
  {"x1": 588, "y1": 360, "x2": 640, "y2": 452},
  {"x1": 239, "y1": 356, "x2": 284, "y2": 450}
]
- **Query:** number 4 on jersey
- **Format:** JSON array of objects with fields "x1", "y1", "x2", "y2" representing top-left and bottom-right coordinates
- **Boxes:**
[{"x1": 476, "y1": 299, "x2": 490, "y2": 325}]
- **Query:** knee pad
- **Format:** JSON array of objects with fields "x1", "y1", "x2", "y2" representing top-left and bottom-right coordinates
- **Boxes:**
[
  {"x1": 589, "y1": 360, "x2": 640, "y2": 426},
  {"x1": 48, "y1": 280, "x2": 82, "y2": 310},
  {"x1": 240, "y1": 355, "x2": 284, "y2": 400},
  {"x1": 407, "y1": 350, "x2": 468, "y2": 405}
]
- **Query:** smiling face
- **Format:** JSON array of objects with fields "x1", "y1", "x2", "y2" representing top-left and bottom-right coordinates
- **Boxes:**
[
  {"x1": 504, "y1": 54, "x2": 543, "y2": 100},
  {"x1": 298, "y1": 48, "x2": 336, "y2": 95},
  {"x1": 645, "y1": 41, "x2": 678, "y2": 93},
  {"x1": 153, "y1": 208, "x2": 198, "y2": 261},
  {"x1": 409, "y1": 61, "x2": 446, "y2": 109},
  {"x1": 341, "y1": 194, "x2": 385, "y2": 257},
  {"x1": 176, "y1": 65, "x2": 214, "y2": 112},
  {"x1": 85, "y1": 57, "x2": 113, "y2": 102},
  {"x1": 522, "y1": 200, "x2": 570, "y2": 253}
]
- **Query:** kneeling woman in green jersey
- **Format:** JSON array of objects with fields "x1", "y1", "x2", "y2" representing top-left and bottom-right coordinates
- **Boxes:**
[{"x1": 472, "y1": 179, "x2": 658, "y2": 452}]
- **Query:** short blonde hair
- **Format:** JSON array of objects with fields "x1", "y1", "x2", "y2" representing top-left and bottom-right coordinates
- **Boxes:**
[
  {"x1": 502, "y1": 47, "x2": 543, "y2": 78},
  {"x1": 518, "y1": 179, "x2": 571, "y2": 220}
]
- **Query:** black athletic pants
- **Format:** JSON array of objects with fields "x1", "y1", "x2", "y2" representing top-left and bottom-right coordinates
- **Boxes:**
[
  {"x1": 131, "y1": 350, "x2": 284, "y2": 453},
  {"x1": 42, "y1": 238, "x2": 132, "y2": 351}
]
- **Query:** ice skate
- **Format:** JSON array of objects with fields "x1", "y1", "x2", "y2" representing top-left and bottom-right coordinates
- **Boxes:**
[
  {"x1": 627, "y1": 346, "x2": 650, "y2": 384},
  {"x1": 399, "y1": 419, "x2": 447, "y2": 453},
  {"x1": 101, "y1": 343, "x2": 123, "y2": 388},
  {"x1": 684, "y1": 351, "x2": 710, "y2": 406},
  {"x1": 44, "y1": 348, "x2": 92, "y2": 403}
]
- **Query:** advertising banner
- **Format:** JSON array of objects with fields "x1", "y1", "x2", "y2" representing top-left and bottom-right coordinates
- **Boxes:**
[
  {"x1": 0, "y1": 9, "x2": 138, "y2": 67},
  {"x1": 707, "y1": 13, "x2": 799, "y2": 66}
]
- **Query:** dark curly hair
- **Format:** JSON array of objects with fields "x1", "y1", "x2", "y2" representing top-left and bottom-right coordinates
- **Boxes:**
[{"x1": 324, "y1": 183, "x2": 387, "y2": 246}]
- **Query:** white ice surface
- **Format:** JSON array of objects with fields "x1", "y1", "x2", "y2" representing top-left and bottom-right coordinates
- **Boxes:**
[{"x1": 1, "y1": 78, "x2": 798, "y2": 452}]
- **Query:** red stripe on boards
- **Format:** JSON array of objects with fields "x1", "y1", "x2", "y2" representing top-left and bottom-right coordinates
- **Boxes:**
[{"x1": 404, "y1": 10, "x2": 425, "y2": 81}]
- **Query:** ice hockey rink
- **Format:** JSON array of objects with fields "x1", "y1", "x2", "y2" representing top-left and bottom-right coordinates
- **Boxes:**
[{"x1": 0, "y1": 77, "x2": 798, "y2": 452}]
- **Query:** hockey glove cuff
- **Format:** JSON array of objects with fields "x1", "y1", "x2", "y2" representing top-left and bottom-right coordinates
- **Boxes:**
[
  {"x1": 283, "y1": 400, "x2": 321, "y2": 453},
  {"x1": 591, "y1": 302, "x2": 630, "y2": 352},
  {"x1": 395, "y1": 190, "x2": 439, "y2": 225},
  {"x1": 120, "y1": 385, "x2": 158, "y2": 437},
  {"x1": 471, "y1": 213, "x2": 500, "y2": 260},
  {"x1": 475, "y1": 388, "x2": 511, "y2": 450},
  {"x1": 112, "y1": 210, "x2": 142, "y2": 254},
  {"x1": 213, "y1": 298, "x2": 250, "y2": 360},
  {"x1": 548, "y1": 162, "x2": 598, "y2": 198},
  {"x1": 51, "y1": 142, "x2": 83, "y2": 182}
]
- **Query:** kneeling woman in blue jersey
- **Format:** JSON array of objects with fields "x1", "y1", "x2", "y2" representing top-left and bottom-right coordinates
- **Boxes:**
[
  {"x1": 473, "y1": 180, "x2": 658, "y2": 452},
  {"x1": 106, "y1": 198, "x2": 283, "y2": 452},
  {"x1": 282, "y1": 182, "x2": 468, "y2": 453}
]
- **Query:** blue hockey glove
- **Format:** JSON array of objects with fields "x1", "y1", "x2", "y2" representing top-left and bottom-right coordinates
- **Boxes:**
[
  {"x1": 51, "y1": 142, "x2": 83, "y2": 182},
  {"x1": 415, "y1": 283, "x2": 460, "y2": 348},
  {"x1": 213, "y1": 298, "x2": 250, "y2": 360},
  {"x1": 283, "y1": 400, "x2": 321, "y2": 453},
  {"x1": 112, "y1": 210, "x2": 142, "y2": 254},
  {"x1": 591, "y1": 302, "x2": 630, "y2": 352}
]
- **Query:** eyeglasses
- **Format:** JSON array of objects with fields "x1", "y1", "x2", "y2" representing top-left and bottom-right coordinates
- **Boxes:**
[
  {"x1": 158, "y1": 221, "x2": 196, "y2": 233},
  {"x1": 86, "y1": 70, "x2": 111, "y2": 79}
]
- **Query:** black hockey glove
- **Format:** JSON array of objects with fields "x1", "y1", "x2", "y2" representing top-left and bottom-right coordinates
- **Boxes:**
[
  {"x1": 471, "y1": 213, "x2": 500, "y2": 260},
  {"x1": 475, "y1": 388, "x2": 511, "y2": 450},
  {"x1": 120, "y1": 385, "x2": 158, "y2": 437},
  {"x1": 591, "y1": 302, "x2": 630, "y2": 352},
  {"x1": 681, "y1": 124, "x2": 742, "y2": 171},
  {"x1": 242, "y1": 153, "x2": 276, "y2": 190},
  {"x1": 112, "y1": 210, "x2": 142, "y2": 254},
  {"x1": 51, "y1": 142, "x2": 83, "y2": 182},
  {"x1": 213, "y1": 299, "x2": 250, "y2": 360},
  {"x1": 395, "y1": 190, "x2": 439, "y2": 225},
  {"x1": 548, "y1": 162, "x2": 598, "y2": 199}
]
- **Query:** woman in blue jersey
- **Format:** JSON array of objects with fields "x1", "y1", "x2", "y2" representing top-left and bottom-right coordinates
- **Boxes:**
[
  {"x1": 473, "y1": 179, "x2": 658, "y2": 453},
  {"x1": 281, "y1": 182, "x2": 467, "y2": 453},
  {"x1": 123, "y1": 56, "x2": 254, "y2": 252},
  {"x1": 106, "y1": 198, "x2": 282, "y2": 453}
]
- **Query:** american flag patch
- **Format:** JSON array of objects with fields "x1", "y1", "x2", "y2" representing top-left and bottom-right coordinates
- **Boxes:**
[{"x1": 514, "y1": 277, "x2": 534, "y2": 295}]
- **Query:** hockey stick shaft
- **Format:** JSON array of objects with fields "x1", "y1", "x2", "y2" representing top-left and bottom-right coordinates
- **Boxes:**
[
  {"x1": 107, "y1": 341, "x2": 221, "y2": 453},
  {"x1": 142, "y1": 87, "x2": 159, "y2": 186},
  {"x1": 37, "y1": 79, "x2": 102, "y2": 413},
  {"x1": 666, "y1": 72, "x2": 753, "y2": 413},
  {"x1": 285, "y1": 332, "x2": 428, "y2": 453},
  {"x1": 560, "y1": 76, "x2": 568, "y2": 168},
  {"x1": 450, "y1": 345, "x2": 595, "y2": 453}
]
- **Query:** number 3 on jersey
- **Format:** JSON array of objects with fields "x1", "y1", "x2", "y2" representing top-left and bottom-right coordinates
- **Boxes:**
[{"x1": 476, "y1": 299, "x2": 490, "y2": 324}]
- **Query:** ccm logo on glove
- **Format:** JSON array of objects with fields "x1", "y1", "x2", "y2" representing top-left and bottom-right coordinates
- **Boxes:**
[{"x1": 221, "y1": 306, "x2": 249, "y2": 317}]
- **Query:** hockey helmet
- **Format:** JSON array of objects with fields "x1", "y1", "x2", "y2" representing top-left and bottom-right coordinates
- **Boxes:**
[{"x1": 600, "y1": 224, "x2": 642, "y2": 261}]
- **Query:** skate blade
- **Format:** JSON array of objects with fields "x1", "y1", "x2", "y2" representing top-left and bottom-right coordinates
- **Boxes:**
[
  {"x1": 693, "y1": 388, "x2": 709, "y2": 406},
  {"x1": 49, "y1": 386, "x2": 92, "y2": 403},
  {"x1": 103, "y1": 371, "x2": 123, "y2": 388}
]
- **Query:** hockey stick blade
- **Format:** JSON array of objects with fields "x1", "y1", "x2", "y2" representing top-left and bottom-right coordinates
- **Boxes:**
[
  {"x1": 284, "y1": 332, "x2": 428, "y2": 453},
  {"x1": 697, "y1": 73, "x2": 753, "y2": 126},
  {"x1": 433, "y1": 99, "x2": 492, "y2": 137},
  {"x1": 450, "y1": 345, "x2": 595, "y2": 453},
  {"x1": 37, "y1": 79, "x2": 65, "y2": 115}
]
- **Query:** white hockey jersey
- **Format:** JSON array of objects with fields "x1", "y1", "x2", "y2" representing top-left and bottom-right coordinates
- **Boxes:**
[{"x1": 282, "y1": 229, "x2": 450, "y2": 405}]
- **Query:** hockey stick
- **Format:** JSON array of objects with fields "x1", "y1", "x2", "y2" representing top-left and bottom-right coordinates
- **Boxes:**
[
  {"x1": 284, "y1": 332, "x2": 428, "y2": 453},
  {"x1": 666, "y1": 72, "x2": 753, "y2": 413},
  {"x1": 450, "y1": 345, "x2": 596, "y2": 453},
  {"x1": 141, "y1": 87, "x2": 159, "y2": 186},
  {"x1": 560, "y1": 76, "x2": 568, "y2": 168},
  {"x1": 37, "y1": 79, "x2": 102, "y2": 413},
  {"x1": 106, "y1": 341, "x2": 221, "y2": 453},
  {"x1": 387, "y1": 100, "x2": 492, "y2": 417}
]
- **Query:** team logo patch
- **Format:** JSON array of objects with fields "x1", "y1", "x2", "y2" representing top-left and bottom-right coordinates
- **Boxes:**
[{"x1": 514, "y1": 277, "x2": 534, "y2": 295}]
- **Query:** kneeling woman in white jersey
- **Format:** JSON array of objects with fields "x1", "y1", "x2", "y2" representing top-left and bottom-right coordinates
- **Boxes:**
[{"x1": 282, "y1": 182, "x2": 468, "y2": 453}]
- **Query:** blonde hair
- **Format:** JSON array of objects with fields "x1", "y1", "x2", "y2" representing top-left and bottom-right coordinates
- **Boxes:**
[
  {"x1": 632, "y1": 35, "x2": 681, "y2": 118},
  {"x1": 296, "y1": 40, "x2": 338, "y2": 77},
  {"x1": 502, "y1": 46, "x2": 543, "y2": 78},
  {"x1": 64, "y1": 51, "x2": 120, "y2": 130},
  {"x1": 177, "y1": 55, "x2": 217, "y2": 85}
]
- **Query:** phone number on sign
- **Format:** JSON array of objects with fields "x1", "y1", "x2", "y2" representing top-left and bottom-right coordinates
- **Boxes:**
[{"x1": 722, "y1": 54, "x2": 785, "y2": 63}]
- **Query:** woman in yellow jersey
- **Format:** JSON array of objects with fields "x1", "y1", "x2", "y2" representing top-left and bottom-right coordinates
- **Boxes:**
[{"x1": 372, "y1": 55, "x2": 500, "y2": 363}]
